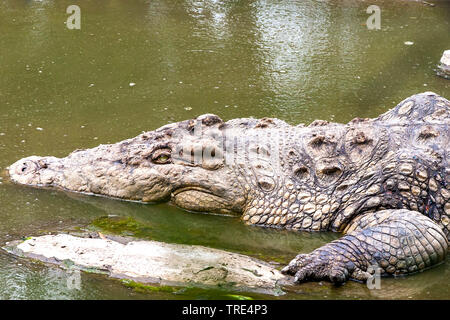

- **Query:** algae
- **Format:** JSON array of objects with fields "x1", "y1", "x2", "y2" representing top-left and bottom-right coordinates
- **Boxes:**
[
  {"x1": 225, "y1": 294, "x2": 254, "y2": 300},
  {"x1": 121, "y1": 279, "x2": 175, "y2": 293},
  {"x1": 120, "y1": 279, "x2": 261, "y2": 300},
  {"x1": 90, "y1": 216, "x2": 153, "y2": 239}
]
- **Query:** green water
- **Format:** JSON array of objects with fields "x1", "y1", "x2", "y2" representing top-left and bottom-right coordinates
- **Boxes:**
[{"x1": 0, "y1": 0, "x2": 449, "y2": 299}]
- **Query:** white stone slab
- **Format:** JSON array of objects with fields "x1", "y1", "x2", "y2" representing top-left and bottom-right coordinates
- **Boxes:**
[{"x1": 12, "y1": 234, "x2": 285, "y2": 295}]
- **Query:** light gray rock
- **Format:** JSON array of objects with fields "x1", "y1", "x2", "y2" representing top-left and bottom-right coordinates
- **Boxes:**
[
  {"x1": 7, "y1": 234, "x2": 285, "y2": 295},
  {"x1": 438, "y1": 50, "x2": 450, "y2": 79}
]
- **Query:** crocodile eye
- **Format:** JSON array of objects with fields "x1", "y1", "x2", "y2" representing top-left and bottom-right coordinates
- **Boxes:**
[
  {"x1": 151, "y1": 148, "x2": 172, "y2": 164},
  {"x1": 156, "y1": 154, "x2": 169, "y2": 163}
]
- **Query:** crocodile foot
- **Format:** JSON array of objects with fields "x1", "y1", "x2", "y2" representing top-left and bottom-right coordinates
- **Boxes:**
[
  {"x1": 281, "y1": 250, "x2": 369, "y2": 285},
  {"x1": 282, "y1": 209, "x2": 448, "y2": 285}
]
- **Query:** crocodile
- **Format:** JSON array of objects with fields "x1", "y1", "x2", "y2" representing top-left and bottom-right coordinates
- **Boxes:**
[{"x1": 7, "y1": 92, "x2": 450, "y2": 285}]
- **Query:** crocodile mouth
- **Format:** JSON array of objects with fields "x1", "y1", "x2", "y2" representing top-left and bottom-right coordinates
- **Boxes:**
[
  {"x1": 171, "y1": 186, "x2": 235, "y2": 215},
  {"x1": 171, "y1": 186, "x2": 217, "y2": 197}
]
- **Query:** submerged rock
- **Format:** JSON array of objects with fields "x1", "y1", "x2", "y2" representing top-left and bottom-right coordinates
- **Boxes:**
[
  {"x1": 437, "y1": 50, "x2": 450, "y2": 79},
  {"x1": 5, "y1": 234, "x2": 285, "y2": 295}
]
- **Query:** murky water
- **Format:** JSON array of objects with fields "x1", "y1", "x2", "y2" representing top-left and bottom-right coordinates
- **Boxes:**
[{"x1": 0, "y1": 0, "x2": 449, "y2": 299}]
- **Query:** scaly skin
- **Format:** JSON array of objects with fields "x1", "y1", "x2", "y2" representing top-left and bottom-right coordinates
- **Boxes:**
[{"x1": 8, "y1": 92, "x2": 450, "y2": 284}]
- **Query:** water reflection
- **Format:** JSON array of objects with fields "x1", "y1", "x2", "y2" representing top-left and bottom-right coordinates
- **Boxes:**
[{"x1": 253, "y1": 1, "x2": 335, "y2": 114}]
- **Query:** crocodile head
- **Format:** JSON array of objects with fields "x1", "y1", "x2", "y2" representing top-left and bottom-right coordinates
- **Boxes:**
[{"x1": 8, "y1": 114, "x2": 248, "y2": 215}]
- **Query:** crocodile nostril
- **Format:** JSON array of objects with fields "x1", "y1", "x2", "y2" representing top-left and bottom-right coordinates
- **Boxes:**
[{"x1": 18, "y1": 160, "x2": 39, "y2": 174}]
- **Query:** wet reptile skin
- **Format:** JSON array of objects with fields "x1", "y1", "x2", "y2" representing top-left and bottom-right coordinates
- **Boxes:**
[{"x1": 8, "y1": 92, "x2": 450, "y2": 284}]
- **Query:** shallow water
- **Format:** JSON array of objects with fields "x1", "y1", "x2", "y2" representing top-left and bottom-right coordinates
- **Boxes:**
[{"x1": 0, "y1": 0, "x2": 449, "y2": 299}]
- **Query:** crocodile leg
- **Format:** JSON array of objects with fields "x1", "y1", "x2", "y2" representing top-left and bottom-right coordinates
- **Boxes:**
[{"x1": 281, "y1": 209, "x2": 448, "y2": 284}]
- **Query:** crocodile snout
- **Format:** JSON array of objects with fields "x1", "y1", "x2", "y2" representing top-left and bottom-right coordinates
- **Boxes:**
[{"x1": 8, "y1": 156, "x2": 53, "y2": 186}]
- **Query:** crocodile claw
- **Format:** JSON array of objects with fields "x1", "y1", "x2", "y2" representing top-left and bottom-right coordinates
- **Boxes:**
[{"x1": 281, "y1": 252, "x2": 351, "y2": 285}]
